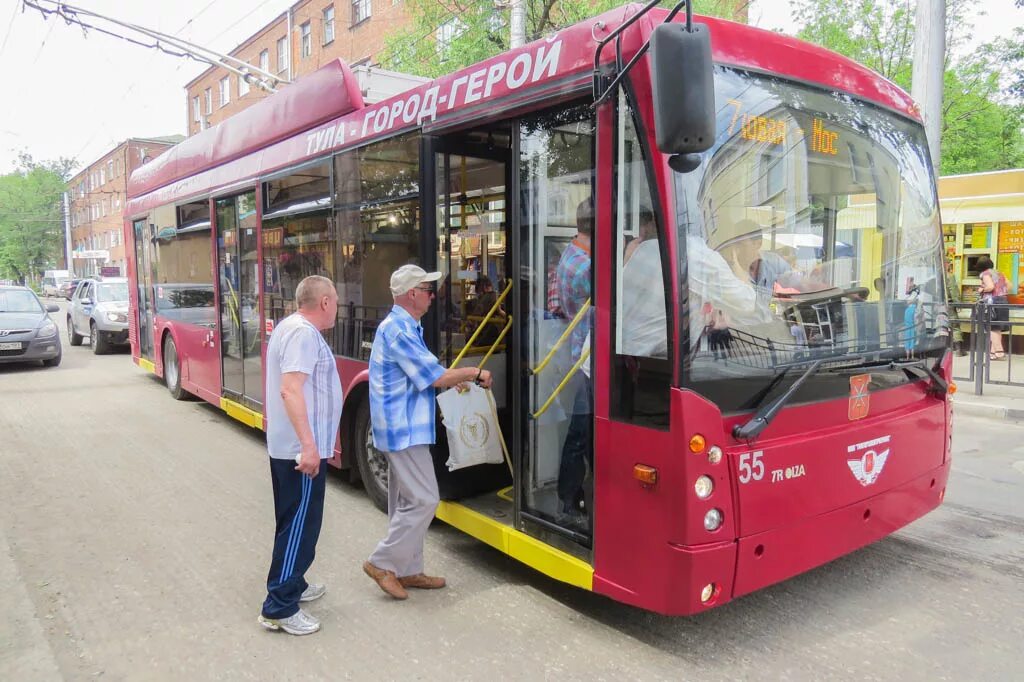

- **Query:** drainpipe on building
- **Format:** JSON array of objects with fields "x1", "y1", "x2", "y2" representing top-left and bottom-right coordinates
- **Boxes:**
[{"x1": 287, "y1": 7, "x2": 293, "y2": 82}]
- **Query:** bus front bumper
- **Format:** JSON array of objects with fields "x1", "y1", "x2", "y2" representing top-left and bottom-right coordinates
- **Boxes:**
[{"x1": 654, "y1": 460, "x2": 950, "y2": 616}]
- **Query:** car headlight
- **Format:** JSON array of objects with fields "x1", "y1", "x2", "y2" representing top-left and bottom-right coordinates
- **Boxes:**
[
  {"x1": 38, "y1": 320, "x2": 58, "y2": 337},
  {"x1": 106, "y1": 312, "x2": 127, "y2": 323}
]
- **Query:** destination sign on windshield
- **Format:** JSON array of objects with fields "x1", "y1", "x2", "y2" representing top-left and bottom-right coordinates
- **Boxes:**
[{"x1": 726, "y1": 99, "x2": 840, "y2": 155}]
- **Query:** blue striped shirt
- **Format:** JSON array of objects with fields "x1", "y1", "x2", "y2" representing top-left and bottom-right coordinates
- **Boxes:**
[
  {"x1": 556, "y1": 238, "x2": 592, "y2": 361},
  {"x1": 265, "y1": 313, "x2": 343, "y2": 459},
  {"x1": 369, "y1": 306, "x2": 445, "y2": 453}
]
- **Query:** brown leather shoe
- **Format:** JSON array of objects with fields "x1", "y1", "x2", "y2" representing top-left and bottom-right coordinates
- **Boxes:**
[
  {"x1": 363, "y1": 561, "x2": 408, "y2": 600},
  {"x1": 398, "y1": 573, "x2": 446, "y2": 590}
]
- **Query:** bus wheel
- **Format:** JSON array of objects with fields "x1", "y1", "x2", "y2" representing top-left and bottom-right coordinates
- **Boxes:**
[
  {"x1": 163, "y1": 335, "x2": 187, "y2": 401},
  {"x1": 353, "y1": 399, "x2": 388, "y2": 513}
]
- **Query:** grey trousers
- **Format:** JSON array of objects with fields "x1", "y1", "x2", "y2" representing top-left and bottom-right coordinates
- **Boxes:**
[{"x1": 367, "y1": 445, "x2": 440, "y2": 578}]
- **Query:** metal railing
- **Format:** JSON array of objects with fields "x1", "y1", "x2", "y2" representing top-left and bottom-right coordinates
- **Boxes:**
[{"x1": 951, "y1": 301, "x2": 1024, "y2": 395}]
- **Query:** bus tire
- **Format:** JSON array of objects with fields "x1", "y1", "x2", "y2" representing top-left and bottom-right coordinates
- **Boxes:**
[
  {"x1": 163, "y1": 335, "x2": 188, "y2": 401},
  {"x1": 353, "y1": 399, "x2": 388, "y2": 513}
]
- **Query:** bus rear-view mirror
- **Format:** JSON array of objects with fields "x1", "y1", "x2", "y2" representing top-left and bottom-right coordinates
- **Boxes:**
[{"x1": 650, "y1": 22, "x2": 715, "y2": 159}]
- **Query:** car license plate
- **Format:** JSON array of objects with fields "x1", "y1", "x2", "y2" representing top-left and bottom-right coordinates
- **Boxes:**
[{"x1": 0, "y1": 342, "x2": 21, "y2": 351}]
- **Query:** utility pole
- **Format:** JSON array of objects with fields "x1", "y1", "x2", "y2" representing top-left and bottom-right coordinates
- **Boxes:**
[
  {"x1": 911, "y1": 0, "x2": 945, "y2": 173},
  {"x1": 510, "y1": 0, "x2": 526, "y2": 49},
  {"x1": 62, "y1": 191, "x2": 73, "y2": 275}
]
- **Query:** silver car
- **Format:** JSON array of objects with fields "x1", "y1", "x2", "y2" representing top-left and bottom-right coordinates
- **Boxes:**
[
  {"x1": 68, "y1": 278, "x2": 130, "y2": 354},
  {"x1": 0, "y1": 286, "x2": 62, "y2": 367}
]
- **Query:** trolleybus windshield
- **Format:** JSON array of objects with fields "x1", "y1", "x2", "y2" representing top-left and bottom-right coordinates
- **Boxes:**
[{"x1": 673, "y1": 68, "x2": 947, "y2": 413}]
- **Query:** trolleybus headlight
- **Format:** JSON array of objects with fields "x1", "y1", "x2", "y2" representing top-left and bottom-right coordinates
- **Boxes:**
[
  {"x1": 700, "y1": 583, "x2": 717, "y2": 604},
  {"x1": 707, "y1": 446, "x2": 722, "y2": 464},
  {"x1": 704, "y1": 508, "x2": 723, "y2": 531},
  {"x1": 694, "y1": 475, "x2": 714, "y2": 499}
]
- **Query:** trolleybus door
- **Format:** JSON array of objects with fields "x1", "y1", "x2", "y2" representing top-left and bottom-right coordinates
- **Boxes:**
[
  {"x1": 432, "y1": 136, "x2": 514, "y2": 499},
  {"x1": 131, "y1": 218, "x2": 156, "y2": 361},
  {"x1": 515, "y1": 106, "x2": 597, "y2": 549},
  {"x1": 214, "y1": 192, "x2": 264, "y2": 409}
]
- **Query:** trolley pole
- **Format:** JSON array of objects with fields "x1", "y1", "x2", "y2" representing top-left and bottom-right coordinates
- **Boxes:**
[{"x1": 911, "y1": 0, "x2": 945, "y2": 172}]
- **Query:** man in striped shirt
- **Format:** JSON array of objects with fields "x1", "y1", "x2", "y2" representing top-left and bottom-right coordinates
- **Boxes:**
[
  {"x1": 258, "y1": 276, "x2": 342, "y2": 636},
  {"x1": 363, "y1": 264, "x2": 492, "y2": 600}
]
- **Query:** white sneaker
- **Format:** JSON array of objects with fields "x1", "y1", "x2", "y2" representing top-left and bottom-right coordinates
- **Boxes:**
[
  {"x1": 300, "y1": 583, "x2": 326, "y2": 603},
  {"x1": 258, "y1": 609, "x2": 320, "y2": 636}
]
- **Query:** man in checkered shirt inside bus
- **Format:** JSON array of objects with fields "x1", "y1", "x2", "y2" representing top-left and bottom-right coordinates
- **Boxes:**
[{"x1": 554, "y1": 198, "x2": 594, "y2": 531}]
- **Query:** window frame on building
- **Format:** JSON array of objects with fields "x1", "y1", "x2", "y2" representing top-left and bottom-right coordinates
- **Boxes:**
[
  {"x1": 277, "y1": 36, "x2": 289, "y2": 74},
  {"x1": 300, "y1": 21, "x2": 312, "y2": 58},
  {"x1": 204, "y1": 87, "x2": 213, "y2": 115},
  {"x1": 220, "y1": 76, "x2": 231, "y2": 107},
  {"x1": 259, "y1": 49, "x2": 270, "y2": 75},
  {"x1": 323, "y1": 5, "x2": 335, "y2": 44},
  {"x1": 352, "y1": 0, "x2": 371, "y2": 26},
  {"x1": 239, "y1": 65, "x2": 251, "y2": 97}
]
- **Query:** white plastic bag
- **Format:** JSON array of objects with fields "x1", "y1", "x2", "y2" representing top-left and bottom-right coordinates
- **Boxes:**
[{"x1": 436, "y1": 383, "x2": 504, "y2": 471}]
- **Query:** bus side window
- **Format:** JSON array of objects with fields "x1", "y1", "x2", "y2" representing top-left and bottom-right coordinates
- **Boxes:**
[{"x1": 610, "y1": 94, "x2": 671, "y2": 429}]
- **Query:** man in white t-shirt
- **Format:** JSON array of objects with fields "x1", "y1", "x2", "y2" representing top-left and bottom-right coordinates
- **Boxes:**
[{"x1": 258, "y1": 276, "x2": 343, "y2": 636}]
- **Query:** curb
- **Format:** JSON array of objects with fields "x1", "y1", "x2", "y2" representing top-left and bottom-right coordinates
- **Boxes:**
[{"x1": 952, "y1": 398, "x2": 1024, "y2": 422}]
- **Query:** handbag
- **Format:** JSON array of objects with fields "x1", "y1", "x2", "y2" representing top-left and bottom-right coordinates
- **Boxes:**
[{"x1": 436, "y1": 383, "x2": 504, "y2": 471}]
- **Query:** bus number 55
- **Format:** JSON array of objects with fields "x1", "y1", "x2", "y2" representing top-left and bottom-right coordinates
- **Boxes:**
[{"x1": 738, "y1": 451, "x2": 765, "y2": 484}]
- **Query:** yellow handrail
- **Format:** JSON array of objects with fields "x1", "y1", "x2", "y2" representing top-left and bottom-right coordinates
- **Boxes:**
[
  {"x1": 532, "y1": 347, "x2": 590, "y2": 419},
  {"x1": 477, "y1": 318, "x2": 513, "y2": 368},
  {"x1": 452, "y1": 280, "x2": 512, "y2": 368},
  {"x1": 529, "y1": 298, "x2": 590, "y2": 376}
]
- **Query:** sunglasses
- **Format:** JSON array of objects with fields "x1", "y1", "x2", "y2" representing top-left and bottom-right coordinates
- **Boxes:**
[{"x1": 413, "y1": 285, "x2": 436, "y2": 295}]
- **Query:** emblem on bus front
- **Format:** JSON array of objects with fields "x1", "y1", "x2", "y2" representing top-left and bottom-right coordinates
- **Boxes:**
[
  {"x1": 849, "y1": 374, "x2": 871, "y2": 420},
  {"x1": 847, "y1": 448, "x2": 889, "y2": 486}
]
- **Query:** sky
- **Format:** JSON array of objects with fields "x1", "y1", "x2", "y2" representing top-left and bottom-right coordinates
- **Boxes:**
[{"x1": 0, "y1": 0, "x2": 1021, "y2": 177}]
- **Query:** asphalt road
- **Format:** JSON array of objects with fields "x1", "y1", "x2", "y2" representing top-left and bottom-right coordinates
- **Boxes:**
[{"x1": 1, "y1": 303, "x2": 1021, "y2": 681}]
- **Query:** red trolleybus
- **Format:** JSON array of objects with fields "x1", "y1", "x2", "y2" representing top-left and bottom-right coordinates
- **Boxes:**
[{"x1": 125, "y1": 2, "x2": 953, "y2": 615}]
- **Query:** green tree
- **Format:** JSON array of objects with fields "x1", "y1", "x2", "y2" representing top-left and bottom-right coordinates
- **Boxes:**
[
  {"x1": 0, "y1": 154, "x2": 76, "y2": 284},
  {"x1": 378, "y1": 0, "x2": 746, "y2": 78},
  {"x1": 792, "y1": 0, "x2": 1024, "y2": 175}
]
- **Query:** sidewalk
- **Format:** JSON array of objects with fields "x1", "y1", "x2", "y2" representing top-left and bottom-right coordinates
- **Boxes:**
[{"x1": 951, "y1": 352, "x2": 1024, "y2": 422}]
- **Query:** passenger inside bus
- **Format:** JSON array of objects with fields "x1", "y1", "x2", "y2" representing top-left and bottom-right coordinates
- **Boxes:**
[{"x1": 554, "y1": 198, "x2": 594, "y2": 529}]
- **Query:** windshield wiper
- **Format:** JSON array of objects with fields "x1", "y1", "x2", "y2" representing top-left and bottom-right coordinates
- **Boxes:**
[
  {"x1": 732, "y1": 358, "x2": 823, "y2": 441},
  {"x1": 887, "y1": 357, "x2": 947, "y2": 394}
]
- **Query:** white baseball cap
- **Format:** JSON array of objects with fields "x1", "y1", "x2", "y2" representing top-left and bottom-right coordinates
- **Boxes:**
[{"x1": 390, "y1": 264, "x2": 443, "y2": 296}]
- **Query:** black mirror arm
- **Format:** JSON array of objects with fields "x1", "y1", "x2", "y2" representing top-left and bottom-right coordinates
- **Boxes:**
[{"x1": 593, "y1": 0, "x2": 691, "y2": 105}]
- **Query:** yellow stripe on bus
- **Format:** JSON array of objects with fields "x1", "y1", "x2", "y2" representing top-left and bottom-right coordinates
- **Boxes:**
[
  {"x1": 220, "y1": 397, "x2": 265, "y2": 430},
  {"x1": 434, "y1": 501, "x2": 594, "y2": 591},
  {"x1": 137, "y1": 357, "x2": 156, "y2": 373}
]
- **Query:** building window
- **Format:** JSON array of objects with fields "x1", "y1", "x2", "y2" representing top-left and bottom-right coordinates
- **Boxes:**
[
  {"x1": 436, "y1": 18, "x2": 467, "y2": 53},
  {"x1": 239, "y1": 67, "x2": 250, "y2": 97},
  {"x1": 352, "y1": 0, "x2": 371, "y2": 24},
  {"x1": 259, "y1": 49, "x2": 270, "y2": 75},
  {"x1": 323, "y1": 6, "x2": 335, "y2": 43},
  {"x1": 220, "y1": 76, "x2": 230, "y2": 106},
  {"x1": 99, "y1": 168, "x2": 106, "y2": 185},
  {"x1": 277, "y1": 36, "x2": 288, "y2": 74},
  {"x1": 300, "y1": 22, "x2": 311, "y2": 58},
  {"x1": 107, "y1": 160, "x2": 113, "y2": 179},
  {"x1": 192, "y1": 96, "x2": 200, "y2": 123},
  {"x1": 204, "y1": 87, "x2": 212, "y2": 114}
]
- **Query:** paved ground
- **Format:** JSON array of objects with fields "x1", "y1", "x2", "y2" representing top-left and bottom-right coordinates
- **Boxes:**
[{"x1": 1, "y1": 304, "x2": 1022, "y2": 681}]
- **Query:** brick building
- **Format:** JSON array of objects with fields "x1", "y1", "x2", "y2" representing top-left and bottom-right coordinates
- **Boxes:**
[
  {"x1": 184, "y1": 0, "x2": 416, "y2": 135},
  {"x1": 68, "y1": 137, "x2": 184, "y2": 278}
]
